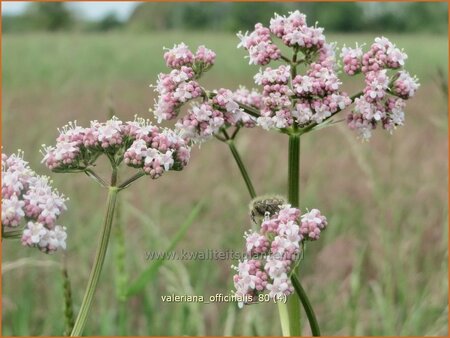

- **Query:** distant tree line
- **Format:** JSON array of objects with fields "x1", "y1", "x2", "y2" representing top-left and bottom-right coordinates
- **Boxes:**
[{"x1": 2, "y1": 2, "x2": 448, "y2": 34}]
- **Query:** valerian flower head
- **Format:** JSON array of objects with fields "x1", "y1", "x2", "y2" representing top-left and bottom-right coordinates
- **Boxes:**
[
  {"x1": 392, "y1": 70, "x2": 420, "y2": 99},
  {"x1": 194, "y1": 45, "x2": 216, "y2": 72},
  {"x1": 41, "y1": 116, "x2": 190, "y2": 179},
  {"x1": 233, "y1": 86, "x2": 263, "y2": 111},
  {"x1": 341, "y1": 43, "x2": 364, "y2": 75},
  {"x1": 2, "y1": 151, "x2": 68, "y2": 253},
  {"x1": 175, "y1": 87, "x2": 259, "y2": 143},
  {"x1": 237, "y1": 13, "x2": 353, "y2": 131},
  {"x1": 235, "y1": 11, "x2": 419, "y2": 140},
  {"x1": 268, "y1": 10, "x2": 325, "y2": 51},
  {"x1": 152, "y1": 43, "x2": 258, "y2": 144},
  {"x1": 253, "y1": 60, "x2": 351, "y2": 130},
  {"x1": 237, "y1": 23, "x2": 281, "y2": 65},
  {"x1": 155, "y1": 11, "x2": 420, "y2": 147},
  {"x1": 153, "y1": 44, "x2": 217, "y2": 123},
  {"x1": 163, "y1": 43, "x2": 194, "y2": 69},
  {"x1": 232, "y1": 202, "x2": 328, "y2": 306},
  {"x1": 342, "y1": 37, "x2": 419, "y2": 140}
]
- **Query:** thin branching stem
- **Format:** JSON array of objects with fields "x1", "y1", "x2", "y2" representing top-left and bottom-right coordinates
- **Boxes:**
[
  {"x1": 227, "y1": 140, "x2": 257, "y2": 199},
  {"x1": 118, "y1": 171, "x2": 145, "y2": 190},
  {"x1": 298, "y1": 91, "x2": 364, "y2": 135},
  {"x1": 214, "y1": 134, "x2": 227, "y2": 142},
  {"x1": 281, "y1": 54, "x2": 291, "y2": 63},
  {"x1": 221, "y1": 128, "x2": 231, "y2": 140},
  {"x1": 238, "y1": 102, "x2": 261, "y2": 118},
  {"x1": 85, "y1": 169, "x2": 108, "y2": 188},
  {"x1": 2, "y1": 228, "x2": 24, "y2": 239},
  {"x1": 206, "y1": 91, "x2": 260, "y2": 118},
  {"x1": 231, "y1": 126, "x2": 241, "y2": 140}
]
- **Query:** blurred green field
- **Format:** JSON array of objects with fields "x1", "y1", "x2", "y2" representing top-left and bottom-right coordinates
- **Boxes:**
[{"x1": 2, "y1": 32, "x2": 448, "y2": 336}]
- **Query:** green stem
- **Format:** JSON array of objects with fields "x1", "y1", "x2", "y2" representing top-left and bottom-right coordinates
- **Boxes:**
[
  {"x1": 278, "y1": 302, "x2": 291, "y2": 336},
  {"x1": 70, "y1": 186, "x2": 119, "y2": 336},
  {"x1": 286, "y1": 134, "x2": 302, "y2": 336},
  {"x1": 287, "y1": 134, "x2": 322, "y2": 336},
  {"x1": 291, "y1": 274, "x2": 321, "y2": 336},
  {"x1": 227, "y1": 140, "x2": 257, "y2": 199},
  {"x1": 85, "y1": 169, "x2": 108, "y2": 188},
  {"x1": 2, "y1": 228, "x2": 24, "y2": 239},
  {"x1": 280, "y1": 54, "x2": 291, "y2": 63},
  {"x1": 288, "y1": 134, "x2": 300, "y2": 206},
  {"x1": 118, "y1": 171, "x2": 145, "y2": 190}
]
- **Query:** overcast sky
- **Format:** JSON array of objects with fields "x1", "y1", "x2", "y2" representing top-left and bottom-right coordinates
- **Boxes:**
[{"x1": 1, "y1": 1, "x2": 140, "y2": 20}]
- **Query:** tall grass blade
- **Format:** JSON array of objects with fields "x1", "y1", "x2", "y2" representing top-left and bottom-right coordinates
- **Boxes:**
[{"x1": 126, "y1": 200, "x2": 204, "y2": 297}]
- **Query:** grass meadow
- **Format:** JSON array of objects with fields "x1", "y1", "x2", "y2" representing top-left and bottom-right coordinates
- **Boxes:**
[{"x1": 2, "y1": 31, "x2": 449, "y2": 336}]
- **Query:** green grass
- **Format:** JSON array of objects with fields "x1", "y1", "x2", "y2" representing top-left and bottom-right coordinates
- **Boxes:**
[
  {"x1": 2, "y1": 32, "x2": 447, "y2": 90},
  {"x1": 2, "y1": 31, "x2": 448, "y2": 336}
]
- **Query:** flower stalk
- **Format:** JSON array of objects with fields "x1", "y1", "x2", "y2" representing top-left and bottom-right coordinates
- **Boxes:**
[
  {"x1": 288, "y1": 134, "x2": 300, "y2": 206},
  {"x1": 39, "y1": 116, "x2": 191, "y2": 336},
  {"x1": 2, "y1": 228, "x2": 24, "y2": 239},
  {"x1": 278, "y1": 302, "x2": 291, "y2": 336},
  {"x1": 219, "y1": 112, "x2": 325, "y2": 338},
  {"x1": 286, "y1": 133, "x2": 322, "y2": 337},
  {"x1": 223, "y1": 130, "x2": 322, "y2": 337},
  {"x1": 70, "y1": 184, "x2": 119, "y2": 336},
  {"x1": 291, "y1": 274, "x2": 321, "y2": 336},
  {"x1": 286, "y1": 133, "x2": 302, "y2": 336},
  {"x1": 227, "y1": 139, "x2": 257, "y2": 199}
]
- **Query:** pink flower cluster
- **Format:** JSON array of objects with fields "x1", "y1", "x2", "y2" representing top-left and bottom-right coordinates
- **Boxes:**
[
  {"x1": 2, "y1": 151, "x2": 68, "y2": 253},
  {"x1": 341, "y1": 43, "x2": 364, "y2": 76},
  {"x1": 175, "y1": 102, "x2": 224, "y2": 141},
  {"x1": 254, "y1": 64, "x2": 351, "y2": 130},
  {"x1": 153, "y1": 67, "x2": 203, "y2": 122},
  {"x1": 237, "y1": 23, "x2": 281, "y2": 65},
  {"x1": 292, "y1": 62, "x2": 352, "y2": 124},
  {"x1": 164, "y1": 43, "x2": 216, "y2": 71},
  {"x1": 269, "y1": 11, "x2": 325, "y2": 50},
  {"x1": 175, "y1": 88, "x2": 258, "y2": 143},
  {"x1": 341, "y1": 37, "x2": 419, "y2": 140},
  {"x1": 153, "y1": 44, "x2": 216, "y2": 122},
  {"x1": 393, "y1": 70, "x2": 420, "y2": 99},
  {"x1": 155, "y1": 44, "x2": 259, "y2": 143},
  {"x1": 232, "y1": 86, "x2": 263, "y2": 110},
  {"x1": 293, "y1": 63, "x2": 341, "y2": 97},
  {"x1": 254, "y1": 65, "x2": 294, "y2": 130},
  {"x1": 237, "y1": 11, "x2": 352, "y2": 130},
  {"x1": 236, "y1": 12, "x2": 419, "y2": 139},
  {"x1": 42, "y1": 117, "x2": 190, "y2": 179},
  {"x1": 232, "y1": 204, "x2": 327, "y2": 306}
]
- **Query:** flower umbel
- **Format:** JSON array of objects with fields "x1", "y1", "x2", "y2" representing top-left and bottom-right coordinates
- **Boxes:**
[
  {"x1": 341, "y1": 37, "x2": 420, "y2": 140},
  {"x1": 2, "y1": 151, "x2": 68, "y2": 252},
  {"x1": 41, "y1": 116, "x2": 190, "y2": 180},
  {"x1": 235, "y1": 11, "x2": 419, "y2": 139},
  {"x1": 232, "y1": 203, "x2": 327, "y2": 307},
  {"x1": 238, "y1": 11, "x2": 353, "y2": 131},
  {"x1": 152, "y1": 43, "x2": 260, "y2": 144}
]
